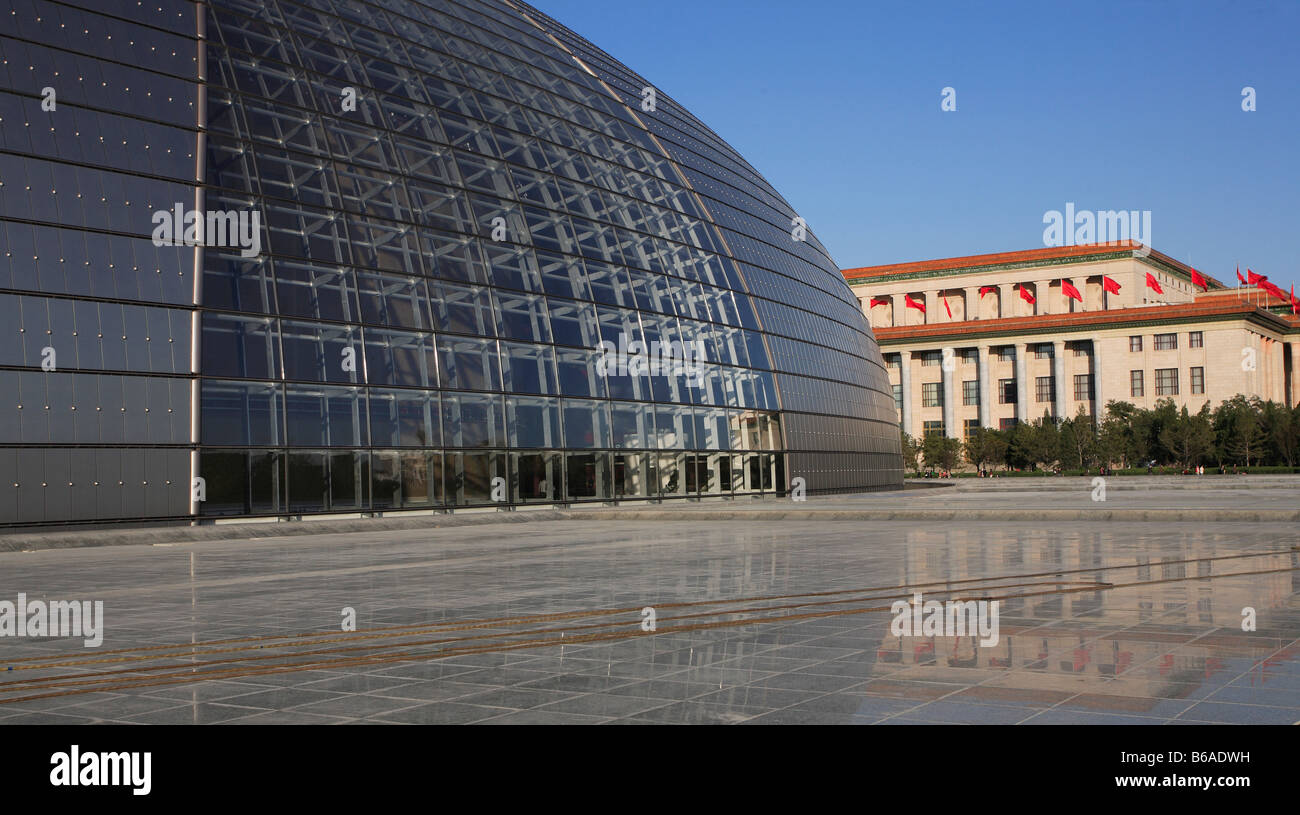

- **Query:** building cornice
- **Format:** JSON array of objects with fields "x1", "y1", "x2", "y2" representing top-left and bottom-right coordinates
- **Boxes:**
[
  {"x1": 842, "y1": 242, "x2": 1225, "y2": 291},
  {"x1": 874, "y1": 300, "x2": 1296, "y2": 346}
]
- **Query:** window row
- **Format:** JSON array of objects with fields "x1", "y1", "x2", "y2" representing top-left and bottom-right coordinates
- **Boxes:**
[
  {"x1": 201, "y1": 380, "x2": 785, "y2": 452},
  {"x1": 1130, "y1": 331, "x2": 1203, "y2": 352},
  {"x1": 1131, "y1": 367, "x2": 1205, "y2": 397},
  {"x1": 198, "y1": 448, "x2": 787, "y2": 516},
  {"x1": 200, "y1": 313, "x2": 780, "y2": 407},
  {"x1": 909, "y1": 374, "x2": 1095, "y2": 408},
  {"x1": 201, "y1": 265, "x2": 771, "y2": 367}
]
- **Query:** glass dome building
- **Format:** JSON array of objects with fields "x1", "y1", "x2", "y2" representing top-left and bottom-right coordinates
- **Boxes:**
[{"x1": 0, "y1": 0, "x2": 901, "y2": 525}]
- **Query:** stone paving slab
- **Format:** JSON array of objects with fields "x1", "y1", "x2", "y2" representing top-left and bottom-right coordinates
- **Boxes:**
[
  {"x1": 1, "y1": 492, "x2": 1298, "y2": 725},
  {"x1": 3, "y1": 475, "x2": 1298, "y2": 552}
]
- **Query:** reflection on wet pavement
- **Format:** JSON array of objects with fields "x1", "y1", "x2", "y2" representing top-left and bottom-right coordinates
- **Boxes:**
[{"x1": 1, "y1": 497, "x2": 1298, "y2": 724}]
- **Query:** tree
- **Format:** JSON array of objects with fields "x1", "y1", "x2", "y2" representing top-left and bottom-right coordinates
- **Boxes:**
[
  {"x1": 1160, "y1": 403, "x2": 1215, "y2": 468},
  {"x1": 965, "y1": 427, "x2": 1007, "y2": 472},
  {"x1": 900, "y1": 430, "x2": 923, "y2": 475},
  {"x1": 1004, "y1": 421, "x2": 1034, "y2": 469},
  {"x1": 1148, "y1": 398, "x2": 1180, "y2": 463},
  {"x1": 1214, "y1": 395, "x2": 1265, "y2": 466},
  {"x1": 1125, "y1": 403, "x2": 1156, "y2": 465},
  {"x1": 1258, "y1": 399, "x2": 1299, "y2": 466},
  {"x1": 1058, "y1": 405, "x2": 1098, "y2": 470},
  {"x1": 1027, "y1": 411, "x2": 1061, "y2": 470},
  {"x1": 1098, "y1": 401, "x2": 1138, "y2": 467},
  {"x1": 922, "y1": 434, "x2": 963, "y2": 472}
]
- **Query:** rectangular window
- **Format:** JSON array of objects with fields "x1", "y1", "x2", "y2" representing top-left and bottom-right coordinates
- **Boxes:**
[
  {"x1": 1035, "y1": 344, "x2": 1053, "y2": 360},
  {"x1": 1129, "y1": 336, "x2": 1143, "y2": 352},
  {"x1": 1072, "y1": 343, "x2": 1089, "y2": 357},
  {"x1": 1073, "y1": 373, "x2": 1093, "y2": 401},
  {"x1": 922, "y1": 381, "x2": 942, "y2": 407},
  {"x1": 892, "y1": 383, "x2": 902, "y2": 411},
  {"x1": 1155, "y1": 367, "x2": 1179, "y2": 395},
  {"x1": 961, "y1": 349, "x2": 978, "y2": 364},
  {"x1": 1036, "y1": 376, "x2": 1054, "y2": 403},
  {"x1": 999, "y1": 417, "x2": 1018, "y2": 431},
  {"x1": 921, "y1": 351, "x2": 942, "y2": 367},
  {"x1": 1189, "y1": 331, "x2": 1203, "y2": 348},
  {"x1": 1154, "y1": 333, "x2": 1177, "y2": 350},
  {"x1": 999, "y1": 378, "x2": 1016, "y2": 404},
  {"x1": 998, "y1": 346, "x2": 1015, "y2": 362},
  {"x1": 922, "y1": 420, "x2": 944, "y2": 438},
  {"x1": 962, "y1": 379, "x2": 979, "y2": 406},
  {"x1": 1191, "y1": 366, "x2": 1204, "y2": 394},
  {"x1": 964, "y1": 419, "x2": 980, "y2": 441},
  {"x1": 1130, "y1": 370, "x2": 1144, "y2": 397},
  {"x1": 886, "y1": 354, "x2": 900, "y2": 369}
]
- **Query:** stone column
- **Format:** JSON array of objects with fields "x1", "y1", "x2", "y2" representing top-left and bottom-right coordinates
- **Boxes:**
[
  {"x1": 999, "y1": 283, "x2": 1014, "y2": 318},
  {"x1": 1053, "y1": 340, "x2": 1068, "y2": 419},
  {"x1": 925, "y1": 290, "x2": 938, "y2": 325},
  {"x1": 1262, "y1": 338, "x2": 1271, "y2": 403},
  {"x1": 942, "y1": 346, "x2": 958, "y2": 439},
  {"x1": 1284, "y1": 340, "x2": 1294, "y2": 408},
  {"x1": 1015, "y1": 343, "x2": 1029, "y2": 424},
  {"x1": 1036, "y1": 279, "x2": 1051, "y2": 315},
  {"x1": 1272, "y1": 338, "x2": 1286, "y2": 403},
  {"x1": 891, "y1": 294, "x2": 902, "y2": 328},
  {"x1": 898, "y1": 349, "x2": 913, "y2": 436},
  {"x1": 977, "y1": 342, "x2": 991, "y2": 428},
  {"x1": 965, "y1": 286, "x2": 979, "y2": 321},
  {"x1": 1092, "y1": 340, "x2": 1104, "y2": 419}
]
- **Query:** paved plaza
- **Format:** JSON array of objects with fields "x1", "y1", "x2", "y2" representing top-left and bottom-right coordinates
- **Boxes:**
[{"x1": 1, "y1": 478, "x2": 1298, "y2": 725}]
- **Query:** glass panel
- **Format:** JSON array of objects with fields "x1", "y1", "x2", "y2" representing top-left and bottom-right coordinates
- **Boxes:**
[
  {"x1": 564, "y1": 452, "x2": 610, "y2": 501},
  {"x1": 513, "y1": 451, "x2": 562, "y2": 503},
  {"x1": 448, "y1": 451, "x2": 505, "y2": 505},
  {"x1": 612, "y1": 452, "x2": 650, "y2": 498}
]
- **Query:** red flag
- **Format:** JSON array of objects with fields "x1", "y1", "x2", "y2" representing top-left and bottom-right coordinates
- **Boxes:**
[
  {"x1": 1236, "y1": 266, "x2": 1247, "y2": 285},
  {"x1": 1247, "y1": 269, "x2": 1264, "y2": 285},
  {"x1": 979, "y1": 285, "x2": 996, "y2": 297},
  {"x1": 869, "y1": 297, "x2": 889, "y2": 308},
  {"x1": 1261, "y1": 280, "x2": 1285, "y2": 300},
  {"x1": 1145, "y1": 272, "x2": 1163, "y2": 294},
  {"x1": 1061, "y1": 280, "x2": 1082, "y2": 301},
  {"x1": 1190, "y1": 269, "x2": 1206, "y2": 290},
  {"x1": 1018, "y1": 285, "x2": 1035, "y2": 305},
  {"x1": 904, "y1": 294, "x2": 925, "y2": 313},
  {"x1": 1291, "y1": 284, "x2": 1297, "y2": 315},
  {"x1": 1102, "y1": 276, "x2": 1121, "y2": 295},
  {"x1": 943, "y1": 295, "x2": 952, "y2": 318}
]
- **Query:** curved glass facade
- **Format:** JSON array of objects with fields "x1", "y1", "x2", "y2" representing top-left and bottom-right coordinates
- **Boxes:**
[{"x1": 0, "y1": 0, "x2": 901, "y2": 525}]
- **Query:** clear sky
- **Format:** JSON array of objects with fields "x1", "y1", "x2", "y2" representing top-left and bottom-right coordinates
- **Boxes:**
[{"x1": 535, "y1": 0, "x2": 1299, "y2": 291}]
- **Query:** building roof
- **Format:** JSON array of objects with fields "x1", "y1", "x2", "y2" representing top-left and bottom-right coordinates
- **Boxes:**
[
  {"x1": 843, "y1": 242, "x2": 1224, "y2": 289},
  {"x1": 872, "y1": 297, "x2": 1299, "y2": 344}
]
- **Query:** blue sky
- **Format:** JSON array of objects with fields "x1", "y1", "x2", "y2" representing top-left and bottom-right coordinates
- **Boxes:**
[{"x1": 537, "y1": 0, "x2": 1299, "y2": 291}]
